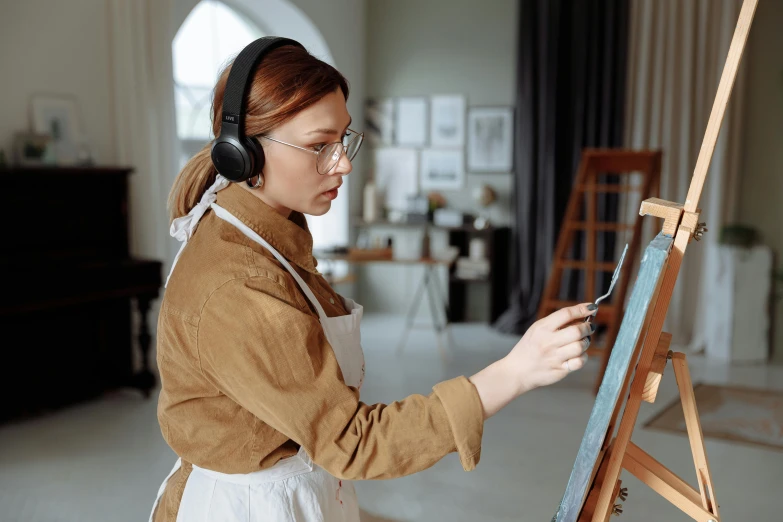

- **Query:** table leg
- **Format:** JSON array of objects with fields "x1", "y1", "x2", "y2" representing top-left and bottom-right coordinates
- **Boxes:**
[
  {"x1": 424, "y1": 267, "x2": 449, "y2": 362},
  {"x1": 427, "y1": 265, "x2": 456, "y2": 349},
  {"x1": 396, "y1": 266, "x2": 429, "y2": 355}
]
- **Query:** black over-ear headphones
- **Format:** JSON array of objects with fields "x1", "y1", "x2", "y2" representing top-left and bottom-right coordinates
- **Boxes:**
[{"x1": 211, "y1": 36, "x2": 305, "y2": 183}]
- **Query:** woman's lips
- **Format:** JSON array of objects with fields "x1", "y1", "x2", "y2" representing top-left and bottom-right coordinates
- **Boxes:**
[{"x1": 322, "y1": 187, "x2": 339, "y2": 200}]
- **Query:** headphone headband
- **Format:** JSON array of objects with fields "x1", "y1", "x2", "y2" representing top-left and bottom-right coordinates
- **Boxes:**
[{"x1": 212, "y1": 36, "x2": 306, "y2": 183}]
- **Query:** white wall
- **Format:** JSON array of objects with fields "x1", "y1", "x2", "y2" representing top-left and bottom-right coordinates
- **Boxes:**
[
  {"x1": 738, "y1": 0, "x2": 783, "y2": 361},
  {"x1": 359, "y1": 0, "x2": 518, "y2": 320},
  {"x1": 0, "y1": 0, "x2": 114, "y2": 164}
]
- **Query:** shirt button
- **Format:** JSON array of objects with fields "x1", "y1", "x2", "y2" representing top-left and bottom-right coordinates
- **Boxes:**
[{"x1": 329, "y1": 297, "x2": 335, "y2": 304}]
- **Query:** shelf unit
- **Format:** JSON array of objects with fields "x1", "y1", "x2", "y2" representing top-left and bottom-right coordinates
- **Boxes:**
[{"x1": 351, "y1": 218, "x2": 511, "y2": 323}]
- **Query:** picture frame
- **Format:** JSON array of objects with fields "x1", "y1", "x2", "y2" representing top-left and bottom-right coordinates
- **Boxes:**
[
  {"x1": 467, "y1": 106, "x2": 514, "y2": 172},
  {"x1": 394, "y1": 97, "x2": 428, "y2": 146},
  {"x1": 29, "y1": 94, "x2": 84, "y2": 165},
  {"x1": 30, "y1": 94, "x2": 83, "y2": 143},
  {"x1": 420, "y1": 149, "x2": 464, "y2": 191},
  {"x1": 374, "y1": 148, "x2": 419, "y2": 212},
  {"x1": 430, "y1": 95, "x2": 466, "y2": 147}
]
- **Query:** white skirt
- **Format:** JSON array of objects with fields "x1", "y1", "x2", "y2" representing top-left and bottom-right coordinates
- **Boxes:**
[{"x1": 150, "y1": 447, "x2": 360, "y2": 522}]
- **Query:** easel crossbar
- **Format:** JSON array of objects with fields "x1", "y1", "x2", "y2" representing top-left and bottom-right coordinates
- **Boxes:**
[{"x1": 623, "y1": 442, "x2": 718, "y2": 522}]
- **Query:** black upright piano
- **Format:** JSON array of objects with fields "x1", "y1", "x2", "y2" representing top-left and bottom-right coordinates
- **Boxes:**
[{"x1": 0, "y1": 166, "x2": 162, "y2": 423}]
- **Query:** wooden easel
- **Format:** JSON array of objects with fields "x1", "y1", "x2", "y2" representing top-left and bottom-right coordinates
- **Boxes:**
[
  {"x1": 569, "y1": 1, "x2": 759, "y2": 521},
  {"x1": 579, "y1": 335, "x2": 721, "y2": 522},
  {"x1": 537, "y1": 150, "x2": 662, "y2": 395}
]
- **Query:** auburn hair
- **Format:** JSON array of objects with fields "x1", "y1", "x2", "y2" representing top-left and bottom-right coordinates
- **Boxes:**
[{"x1": 168, "y1": 44, "x2": 350, "y2": 222}]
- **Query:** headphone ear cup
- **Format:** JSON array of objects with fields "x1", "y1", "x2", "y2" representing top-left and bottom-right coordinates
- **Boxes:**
[{"x1": 243, "y1": 136, "x2": 265, "y2": 178}]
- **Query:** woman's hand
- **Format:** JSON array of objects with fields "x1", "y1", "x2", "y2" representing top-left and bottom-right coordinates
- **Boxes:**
[
  {"x1": 469, "y1": 303, "x2": 596, "y2": 419},
  {"x1": 505, "y1": 303, "x2": 596, "y2": 394}
]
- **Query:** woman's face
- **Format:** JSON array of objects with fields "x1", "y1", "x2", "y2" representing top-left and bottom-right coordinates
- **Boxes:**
[{"x1": 246, "y1": 88, "x2": 353, "y2": 218}]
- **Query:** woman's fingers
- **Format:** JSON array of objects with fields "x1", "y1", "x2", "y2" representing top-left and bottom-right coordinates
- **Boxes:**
[
  {"x1": 557, "y1": 339, "x2": 590, "y2": 364},
  {"x1": 562, "y1": 353, "x2": 589, "y2": 372},
  {"x1": 555, "y1": 321, "x2": 595, "y2": 345},
  {"x1": 543, "y1": 303, "x2": 597, "y2": 331}
]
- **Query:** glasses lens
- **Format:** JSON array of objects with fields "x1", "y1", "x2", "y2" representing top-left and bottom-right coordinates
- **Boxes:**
[
  {"x1": 346, "y1": 133, "x2": 363, "y2": 161},
  {"x1": 317, "y1": 142, "x2": 343, "y2": 174}
]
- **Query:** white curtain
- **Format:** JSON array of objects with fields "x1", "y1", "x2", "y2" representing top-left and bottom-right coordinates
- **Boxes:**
[
  {"x1": 108, "y1": 0, "x2": 181, "y2": 270},
  {"x1": 623, "y1": 0, "x2": 748, "y2": 351}
]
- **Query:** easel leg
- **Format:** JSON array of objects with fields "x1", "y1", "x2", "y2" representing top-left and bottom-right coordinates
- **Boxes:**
[
  {"x1": 671, "y1": 353, "x2": 719, "y2": 517},
  {"x1": 594, "y1": 352, "x2": 721, "y2": 522}
]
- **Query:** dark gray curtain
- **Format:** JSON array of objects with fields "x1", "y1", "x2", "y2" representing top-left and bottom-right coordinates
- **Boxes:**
[{"x1": 494, "y1": 0, "x2": 629, "y2": 335}]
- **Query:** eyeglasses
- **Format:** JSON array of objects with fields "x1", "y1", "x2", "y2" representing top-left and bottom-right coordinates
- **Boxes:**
[{"x1": 258, "y1": 128, "x2": 364, "y2": 175}]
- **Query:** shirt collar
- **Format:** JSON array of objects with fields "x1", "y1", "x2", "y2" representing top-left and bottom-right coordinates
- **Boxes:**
[{"x1": 215, "y1": 183, "x2": 318, "y2": 274}]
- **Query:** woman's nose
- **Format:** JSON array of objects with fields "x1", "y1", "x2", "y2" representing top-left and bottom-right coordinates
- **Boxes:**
[{"x1": 331, "y1": 150, "x2": 353, "y2": 176}]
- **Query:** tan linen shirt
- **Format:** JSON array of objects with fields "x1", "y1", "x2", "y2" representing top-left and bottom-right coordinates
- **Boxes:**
[{"x1": 153, "y1": 182, "x2": 484, "y2": 521}]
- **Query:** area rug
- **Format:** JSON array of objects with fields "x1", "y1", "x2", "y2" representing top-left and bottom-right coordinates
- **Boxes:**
[{"x1": 644, "y1": 383, "x2": 783, "y2": 451}]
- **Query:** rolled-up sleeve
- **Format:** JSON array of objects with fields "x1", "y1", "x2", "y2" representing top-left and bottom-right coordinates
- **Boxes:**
[{"x1": 197, "y1": 276, "x2": 484, "y2": 480}]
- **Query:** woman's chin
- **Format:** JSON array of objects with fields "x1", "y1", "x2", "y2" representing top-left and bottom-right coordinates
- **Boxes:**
[{"x1": 305, "y1": 200, "x2": 331, "y2": 216}]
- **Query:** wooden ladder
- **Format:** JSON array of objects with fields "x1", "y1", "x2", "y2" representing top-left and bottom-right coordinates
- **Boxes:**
[{"x1": 537, "y1": 149, "x2": 662, "y2": 394}]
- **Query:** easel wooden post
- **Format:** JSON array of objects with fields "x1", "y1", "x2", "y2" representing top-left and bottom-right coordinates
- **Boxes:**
[{"x1": 572, "y1": 0, "x2": 759, "y2": 520}]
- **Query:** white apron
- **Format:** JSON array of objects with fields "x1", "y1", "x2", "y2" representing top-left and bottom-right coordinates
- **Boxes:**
[{"x1": 150, "y1": 176, "x2": 365, "y2": 521}]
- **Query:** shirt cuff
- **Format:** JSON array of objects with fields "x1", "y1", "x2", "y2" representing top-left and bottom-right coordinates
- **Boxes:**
[{"x1": 433, "y1": 376, "x2": 484, "y2": 471}]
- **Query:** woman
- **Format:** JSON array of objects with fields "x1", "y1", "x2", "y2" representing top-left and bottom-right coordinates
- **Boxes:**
[{"x1": 150, "y1": 37, "x2": 595, "y2": 522}]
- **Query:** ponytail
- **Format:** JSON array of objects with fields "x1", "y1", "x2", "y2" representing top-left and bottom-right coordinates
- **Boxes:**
[{"x1": 167, "y1": 144, "x2": 216, "y2": 223}]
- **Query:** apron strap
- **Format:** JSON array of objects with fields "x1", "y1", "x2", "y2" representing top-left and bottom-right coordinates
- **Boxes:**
[
  {"x1": 166, "y1": 175, "x2": 231, "y2": 288},
  {"x1": 210, "y1": 203, "x2": 328, "y2": 321}
]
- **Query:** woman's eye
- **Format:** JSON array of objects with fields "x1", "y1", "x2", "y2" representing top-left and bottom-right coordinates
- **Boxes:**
[{"x1": 312, "y1": 144, "x2": 326, "y2": 152}]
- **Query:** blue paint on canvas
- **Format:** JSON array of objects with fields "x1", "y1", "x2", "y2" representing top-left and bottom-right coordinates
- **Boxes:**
[{"x1": 552, "y1": 233, "x2": 673, "y2": 522}]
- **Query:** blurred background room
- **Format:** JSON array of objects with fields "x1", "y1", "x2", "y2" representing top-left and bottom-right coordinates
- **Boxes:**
[{"x1": 1, "y1": 0, "x2": 782, "y2": 521}]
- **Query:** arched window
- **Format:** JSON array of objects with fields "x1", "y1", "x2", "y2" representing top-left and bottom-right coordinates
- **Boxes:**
[
  {"x1": 172, "y1": 0, "x2": 348, "y2": 256},
  {"x1": 173, "y1": 0, "x2": 264, "y2": 165}
]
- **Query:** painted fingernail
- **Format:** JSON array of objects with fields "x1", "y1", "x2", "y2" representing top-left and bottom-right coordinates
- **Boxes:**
[
  {"x1": 590, "y1": 323, "x2": 597, "y2": 333},
  {"x1": 587, "y1": 303, "x2": 597, "y2": 311}
]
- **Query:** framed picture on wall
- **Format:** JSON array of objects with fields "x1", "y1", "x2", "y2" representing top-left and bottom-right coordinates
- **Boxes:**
[
  {"x1": 467, "y1": 106, "x2": 514, "y2": 172},
  {"x1": 374, "y1": 148, "x2": 419, "y2": 211},
  {"x1": 420, "y1": 149, "x2": 464, "y2": 190},
  {"x1": 394, "y1": 97, "x2": 428, "y2": 146},
  {"x1": 430, "y1": 95, "x2": 466, "y2": 147},
  {"x1": 30, "y1": 94, "x2": 82, "y2": 145},
  {"x1": 29, "y1": 94, "x2": 84, "y2": 165}
]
